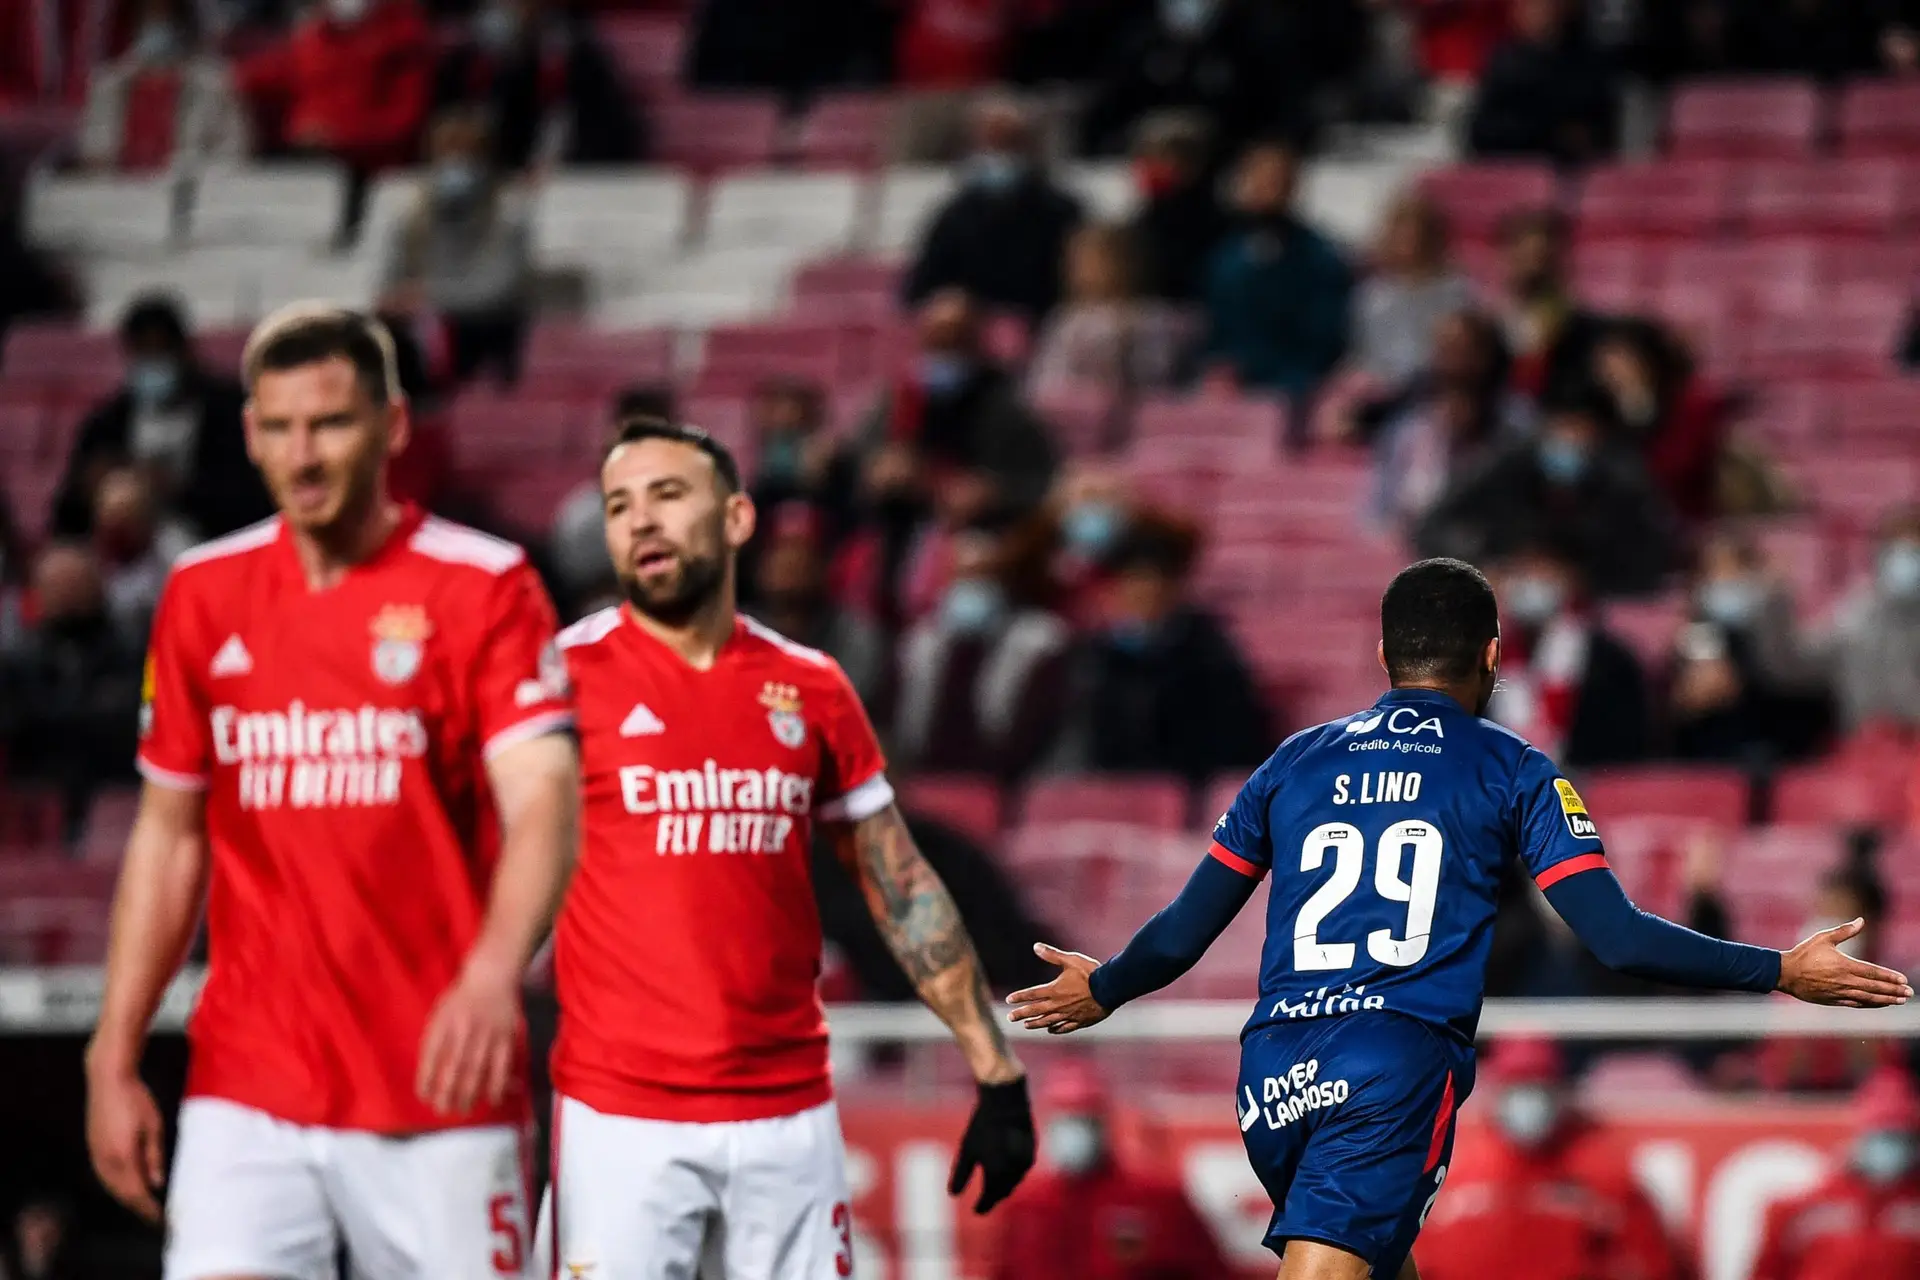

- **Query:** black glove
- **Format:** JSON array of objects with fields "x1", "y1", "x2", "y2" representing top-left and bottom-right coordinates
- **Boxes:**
[{"x1": 948, "y1": 1076, "x2": 1036, "y2": 1214}]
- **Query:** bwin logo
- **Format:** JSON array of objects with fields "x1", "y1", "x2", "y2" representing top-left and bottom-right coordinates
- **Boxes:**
[{"x1": 1344, "y1": 712, "x2": 1385, "y2": 734}]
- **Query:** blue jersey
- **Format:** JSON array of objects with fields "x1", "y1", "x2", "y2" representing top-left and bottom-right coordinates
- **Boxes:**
[{"x1": 1211, "y1": 686, "x2": 1606, "y2": 1045}]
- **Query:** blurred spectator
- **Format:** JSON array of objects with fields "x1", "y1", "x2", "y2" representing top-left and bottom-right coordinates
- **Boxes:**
[
  {"x1": 1367, "y1": 309, "x2": 1528, "y2": 534},
  {"x1": 1418, "y1": 1038, "x2": 1686, "y2": 1280},
  {"x1": 551, "y1": 389, "x2": 677, "y2": 617},
  {"x1": 1591, "y1": 318, "x2": 1727, "y2": 525},
  {"x1": 433, "y1": 0, "x2": 641, "y2": 170},
  {"x1": 1041, "y1": 463, "x2": 1139, "y2": 624},
  {"x1": 1046, "y1": 513, "x2": 1269, "y2": 782},
  {"x1": 752, "y1": 503, "x2": 887, "y2": 711},
  {"x1": 689, "y1": 0, "x2": 890, "y2": 94},
  {"x1": 746, "y1": 378, "x2": 843, "y2": 518},
  {"x1": 1409, "y1": 0, "x2": 1511, "y2": 88},
  {"x1": 1465, "y1": 0, "x2": 1620, "y2": 165},
  {"x1": 0, "y1": 214, "x2": 80, "y2": 350},
  {"x1": 1830, "y1": 507, "x2": 1920, "y2": 731},
  {"x1": 903, "y1": 96, "x2": 1085, "y2": 322},
  {"x1": 4, "y1": 1196, "x2": 77, "y2": 1280},
  {"x1": 1417, "y1": 387, "x2": 1677, "y2": 597},
  {"x1": 236, "y1": 0, "x2": 433, "y2": 234},
  {"x1": 1751, "y1": 1067, "x2": 1920, "y2": 1279},
  {"x1": 1200, "y1": 138, "x2": 1354, "y2": 402},
  {"x1": 893, "y1": 520, "x2": 1070, "y2": 777},
  {"x1": 1350, "y1": 190, "x2": 1473, "y2": 394},
  {"x1": 51, "y1": 295, "x2": 266, "y2": 544},
  {"x1": 990, "y1": 1060, "x2": 1230, "y2": 1280},
  {"x1": 1485, "y1": 538, "x2": 1650, "y2": 766},
  {"x1": 892, "y1": 0, "x2": 1017, "y2": 103},
  {"x1": 1666, "y1": 531, "x2": 1828, "y2": 763},
  {"x1": 78, "y1": 0, "x2": 248, "y2": 172},
  {"x1": 378, "y1": 108, "x2": 534, "y2": 384},
  {"x1": 0, "y1": 546, "x2": 143, "y2": 836},
  {"x1": 91, "y1": 466, "x2": 188, "y2": 644},
  {"x1": 1027, "y1": 224, "x2": 1189, "y2": 397},
  {"x1": 1125, "y1": 111, "x2": 1230, "y2": 305},
  {"x1": 1079, "y1": 0, "x2": 1310, "y2": 160},
  {"x1": 1496, "y1": 209, "x2": 1607, "y2": 404},
  {"x1": 374, "y1": 306, "x2": 452, "y2": 511}
]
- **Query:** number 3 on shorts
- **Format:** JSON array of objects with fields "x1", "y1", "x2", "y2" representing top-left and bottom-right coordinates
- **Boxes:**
[
  {"x1": 490, "y1": 1192, "x2": 524, "y2": 1276},
  {"x1": 832, "y1": 1201, "x2": 853, "y2": 1277}
]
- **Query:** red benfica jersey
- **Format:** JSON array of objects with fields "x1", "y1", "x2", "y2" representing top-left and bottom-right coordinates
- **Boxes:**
[
  {"x1": 136, "y1": 508, "x2": 572, "y2": 1133},
  {"x1": 551, "y1": 608, "x2": 892, "y2": 1123}
]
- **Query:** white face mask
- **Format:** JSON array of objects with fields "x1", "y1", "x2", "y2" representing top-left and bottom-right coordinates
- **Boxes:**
[
  {"x1": 1505, "y1": 576, "x2": 1564, "y2": 627},
  {"x1": 1044, "y1": 1116, "x2": 1103, "y2": 1175},
  {"x1": 1495, "y1": 1085, "x2": 1562, "y2": 1148}
]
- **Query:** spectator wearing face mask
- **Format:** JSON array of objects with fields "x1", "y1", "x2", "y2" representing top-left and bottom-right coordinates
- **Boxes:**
[
  {"x1": 990, "y1": 1060, "x2": 1230, "y2": 1280},
  {"x1": 379, "y1": 107, "x2": 534, "y2": 383},
  {"x1": 1466, "y1": 0, "x2": 1621, "y2": 165},
  {"x1": 892, "y1": 521, "x2": 1071, "y2": 778},
  {"x1": 1751, "y1": 1067, "x2": 1920, "y2": 1280},
  {"x1": 745, "y1": 377, "x2": 844, "y2": 519},
  {"x1": 1044, "y1": 464, "x2": 1136, "y2": 624},
  {"x1": 1416, "y1": 387, "x2": 1678, "y2": 598},
  {"x1": 433, "y1": 0, "x2": 640, "y2": 171},
  {"x1": 1485, "y1": 539, "x2": 1649, "y2": 767},
  {"x1": 1829, "y1": 508, "x2": 1920, "y2": 732},
  {"x1": 1124, "y1": 110, "x2": 1230, "y2": 305},
  {"x1": 1418, "y1": 1038, "x2": 1686, "y2": 1280},
  {"x1": 1199, "y1": 137, "x2": 1354, "y2": 404},
  {"x1": 1046, "y1": 514, "x2": 1269, "y2": 783},
  {"x1": 1666, "y1": 531, "x2": 1828, "y2": 763},
  {"x1": 51, "y1": 294, "x2": 265, "y2": 545},
  {"x1": 1347, "y1": 190, "x2": 1473, "y2": 398},
  {"x1": 79, "y1": 0, "x2": 248, "y2": 172},
  {"x1": 1027, "y1": 223, "x2": 1190, "y2": 398},
  {"x1": 1590, "y1": 317, "x2": 1728, "y2": 526},
  {"x1": 750, "y1": 503, "x2": 886, "y2": 712},
  {"x1": 903, "y1": 96, "x2": 1085, "y2": 322}
]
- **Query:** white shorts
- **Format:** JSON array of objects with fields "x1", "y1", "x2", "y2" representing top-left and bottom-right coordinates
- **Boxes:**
[
  {"x1": 165, "y1": 1098, "x2": 533, "y2": 1280},
  {"x1": 540, "y1": 1094, "x2": 853, "y2": 1280}
]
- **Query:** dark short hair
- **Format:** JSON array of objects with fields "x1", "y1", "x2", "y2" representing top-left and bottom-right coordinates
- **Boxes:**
[
  {"x1": 120, "y1": 293, "x2": 189, "y2": 348},
  {"x1": 1381, "y1": 557, "x2": 1500, "y2": 684},
  {"x1": 1102, "y1": 513, "x2": 1199, "y2": 580},
  {"x1": 612, "y1": 384, "x2": 677, "y2": 424},
  {"x1": 606, "y1": 414, "x2": 742, "y2": 494},
  {"x1": 242, "y1": 304, "x2": 399, "y2": 402}
]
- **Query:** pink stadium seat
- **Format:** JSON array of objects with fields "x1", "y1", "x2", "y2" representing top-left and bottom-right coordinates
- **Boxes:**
[
  {"x1": 1575, "y1": 160, "x2": 1734, "y2": 241},
  {"x1": 1837, "y1": 80, "x2": 1920, "y2": 158},
  {"x1": 1579, "y1": 1053, "x2": 1704, "y2": 1102},
  {"x1": 1577, "y1": 766, "x2": 1749, "y2": 826},
  {"x1": 1770, "y1": 760, "x2": 1910, "y2": 827},
  {"x1": 0, "y1": 400, "x2": 46, "y2": 465},
  {"x1": 1738, "y1": 160, "x2": 1910, "y2": 240},
  {"x1": 651, "y1": 94, "x2": 782, "y2": 172},
  {"x1": 1782, "y1": 455, "x2": 1920, "y2": 521},
  {"x1": 521, "y1": 325, "x2": 674, "y2": 394},
  {"x1": 597, "y1": 16, "x2": 686, "y2": 98},
  {"x1": 1592, "y1": 814, "x2": 1719, "y2": 917},
  {"x1": 1727, "y1": 824, "x2": 1847, "y2": 892},
  {"x1": 447, "y1": 396, "x2": 590, "y2": 473},
  {"x1": 1752, "y1": 520, "x2": 1834, "y2": 605},
  {"x1": 898, "y1": 775, "x2": 1003, "y2": 846},
  {"x1": 3, "y1": 324, "x2": 121, "y2": 384},
  {"x1": 698, "y1": 323, "x2": 845, "y2": 392},
  {"x1": 1570, "y1": 239, "x2": 1650, "y2": 310},
  {"x1": 1029, "y1": 383, "x2": 1118, "y2": 456},
  {"x1": 76, "y1": 787, "x2": 139, "y2": 864},
  {"x1": 1132, "y1": 394, "x2": 1286, "y2": 443},
  {"x1": 1730, "y1": 381, "x2": 1825, "y2": 451},
  {"x1": 1418, "y1": 162, "x2": 1558, "y2": 242},
  {"x1": 0, "y1": 855, "x2": 116, "y2": 897},
  {"x1": 1126, "y1": 433, "x2": 1279, "y2": 472},
  {"x1": 3, "y1": 465, "x2": 60, "y2": 543},
  {"x1": 1201, "y1": 773, "x2": 1253, "y2": 829},
  {"x1": 465, "y1": 464, "x2": 581, "y2": 534},
  {"x1": 1668, "y1": 80, "x2": 1822, "y2": 160},
  {"x1": 1746, "y1": 290, "x2": 1905, "y2": 382},
  {"x1": 1830, "y1": 240, "x2": 1920, "y2": 289},
  {"x1": 678, "y1": 393, "x2": 754, "y2": 459},
  {"x1": 1833, "y1": 378, "x2": 1920, "y2": 443},
  {"x1": 1020, "y1": 775, "x2": 1189, "y2": 830},
  {"x1": 792, "y1": 257, "x2": 902, "y2": 305},
  {"x1": 794, "y1": 92, "x2": 893, "y2": 168}
]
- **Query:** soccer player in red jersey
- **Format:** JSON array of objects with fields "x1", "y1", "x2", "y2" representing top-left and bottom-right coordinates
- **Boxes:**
[
  {"x1": 84, "y1": 306, "x2": 579, "y2": 1280},
  {"x1": 541, "y1": 416, "x2": 1034, "y2": 1277}
]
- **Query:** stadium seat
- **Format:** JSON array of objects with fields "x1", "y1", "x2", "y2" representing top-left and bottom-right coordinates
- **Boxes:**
[
  {"x1": 677, "y1": 393, "x2": 754, "y2": 458},
  {"x1": 1570, "y1": 239, "x2": 1649, "y2": 310},
  {"x1": 1029, "y1": 383, "x2": 1119, "y2": 456},
  {"x1": 705, "y1": 173, "x2": 863, "y2": 254},
  {"x1": 24, "y1": 171, "x2": 180, "y2": 255},
  {"x1": 1745, "y1": 289, "x2": 1907, "y2": 383},
  {"x1": 1731, "y1": 381, "x2": 1826, "y2": 450},
  {"x1": 447, "y1": 396, "x2": 595, "y2": 473},
  {"x1": 1836, "y1": 80, "x2": 1920, "y2": 158},
  {"x1": 1769, "y1": 760, "x2": 1910, "y2": 827},
  {"x1": 1724, "y1": 825, "x2": 1847, "y2": 905},
  {"x1": 2, "y1": 324, "x2": 122, "y2": 385},
  {"x1": 1737, "y1": 160, "x2": 1909, "y2": 240},
  {"x1": 696, "y1": 323, "x2": 847, "y2": 393},
  {"x1": 191, "y1": 164, "x2": 346, "y2": 247},
  {"x1": 1781, "y1": 455, "x2": 1920, "y2": 522},
  {"x1": 1667, "y1": 80, "x2": 1822, "y2": 160},
  {"x1": 650, "y1": 94, "x2": 783, "y2": 171},
  {"x1": 1419, "y1": 162, "x2": 1558, "y2": 242},
  {"x1": 872, "y1": 165, "x2": 957, "y2": 254},
  {"x1": 1576, "y1": 766, "x2": 1750, "y2": 826},
  {"x1": 1020, "y1": 775, "x2": 1190, "y2": 830},
  {"x1": 464, "y1": 464, "x2": 584, "y2": 537},
  {"x1": 897, "y1": 775, "x2": 1003, "y2": 846},
  {"x1": 794, "y1": 92, "x2": 893, "y2": 169},
  {"x1": 75, "y1": 787, "x2": 138, "y2": 864},
  {"x1": 519, "y1": 324, "x2": 676, "y2": 400},
  {"x1": 596, "y1": 15, "x2": 687, "y2": 101},
  {"x1": 1574, "y1": 160, "x2": 1734, "y2": 241},
  {"x1": 531, "y1": 170, "x2": 692, "y2": 294},
  {"x1": 1126, "y1": 433, "x2": 1280, "y2": 473},
  {"x1": 1833, "y1": 378, "x2": 1920, "y2": 444},
  {"x1": 791, "y1": 257, "x2": 902, "y2": 306},
  {"x1": 1132, "y1": 394, "x2": 1286, "y2": 444},
  {"x1": 1578, "y1": 1052, "x2": 1704, "y2": 1103}
]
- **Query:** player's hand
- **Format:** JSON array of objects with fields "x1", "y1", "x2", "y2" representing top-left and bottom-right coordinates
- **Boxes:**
[
  {"x1": 1005, "y1": 943, "x2": 1109, "y2": 1035},
  {"x1": 86, "y1": 1065, "x2": 167, "y2": 1223},
  {"x1": 417, "y1": 957, "x2": 522, "y2": 1116},
  {"x1": 1776, "y1": 918, "x2": 1915, "y2": 1008},
  {"x1": 948, "y1": 1076, "x2": 1035, "y2": 1215}
]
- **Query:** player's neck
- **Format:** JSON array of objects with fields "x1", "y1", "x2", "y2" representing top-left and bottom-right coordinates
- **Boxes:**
[
  {"x1": 625, "y1": 586, "x2": 738, "y2": 671},
  {"x1": 289, "y1": 495, "x2": 403, "y2": 591}
]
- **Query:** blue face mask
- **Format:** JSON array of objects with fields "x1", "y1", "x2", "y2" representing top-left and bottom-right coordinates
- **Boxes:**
[
  {"x1": 1882, "y1": 543, "x2": 1920, "y2": 599},
  {"x1": 1854, "y1": 1131, "x2": 1918, "y2": 1185},
  {"x1": 474, "y1": 4, "x2": 521, "y2": 51},
  {"x1": 1698, "y1": 577, "x2": 1761, "y2": 628},
  {"x1": 126, "y1": 357, "x2": 179, "y2": 406},
  {"x1": 1062, "y1": 501, "x2": 1125, "y2": 557},
  {"x1": 433, "y1": 161, "x2": 481, "y2": 206},
  {"x1": 1537, "y1": 437, "x2": 1592, "y2": 485},
  {"x1": 1105, "y1": 618, "x2": 1155, "y2": 654},
  {"x1": 941, "y1": 579, "x2": 1005, "y2": 635},
  {"x1": 968, "y1": 151, "x2": 1025, "y2": 194},
  {"x1": 1496, "y1": 1085, "x2": 1563, "y2": 1149},
  {"x1": 918, "y1": 353, "x2": 973, "y2": 397},
  {"x1": 759, "y1": 432, "x2": 803, "y2": 484},
  {"x1": 132, "y1": 22, "x2": 181, "y2": 62}
]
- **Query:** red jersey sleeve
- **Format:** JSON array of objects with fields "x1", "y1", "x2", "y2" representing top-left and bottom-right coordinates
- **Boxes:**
[
  {"x1": 136, "y1": 573, "x2": 212, "y2": 790},
  {"x1": 473, "y1": 562, "x2": 574, "y2": 761},
  {"x1": 815, "y1": 660, "x2": 892, "y2": 824}
]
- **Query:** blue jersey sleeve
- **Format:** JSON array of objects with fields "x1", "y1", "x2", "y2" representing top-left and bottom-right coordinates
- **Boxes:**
[
  {"x1": 1209, "y1": 750, "x2": 1282, "y2": 877},
  {"x1": 1510, "y1": 747, "x2": 1609, "y2": 890}
]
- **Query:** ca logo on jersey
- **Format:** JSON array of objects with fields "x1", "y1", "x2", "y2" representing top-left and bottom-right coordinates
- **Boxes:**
[{"x1": 1555, "y1": 778, "x2": 1599, "y2": 839}]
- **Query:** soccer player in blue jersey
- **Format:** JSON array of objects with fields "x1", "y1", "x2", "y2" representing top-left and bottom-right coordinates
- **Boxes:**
[{"x1": 1007, "y1": 558, "x2": 1913, "y2": 1280}]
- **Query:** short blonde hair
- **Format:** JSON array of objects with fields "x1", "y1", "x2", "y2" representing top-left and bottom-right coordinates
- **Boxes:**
[{"x1": 242, "y1": 303, "x2": 401, "y2": 403}]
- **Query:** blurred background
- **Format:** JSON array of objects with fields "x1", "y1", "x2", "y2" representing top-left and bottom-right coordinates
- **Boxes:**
[{"x1": 7, "y1": 0, "x2": 1920, "y2": 1276}]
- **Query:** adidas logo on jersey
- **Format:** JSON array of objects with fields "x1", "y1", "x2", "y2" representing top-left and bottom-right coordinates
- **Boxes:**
[
  {"x1": 210, "y1": 635, "x2": 253, "y2": 678},
  {"x1": 619, "y1": 704, "x2": 666, "y2": 737}
]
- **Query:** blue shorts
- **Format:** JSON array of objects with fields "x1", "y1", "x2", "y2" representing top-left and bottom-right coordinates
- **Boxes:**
[{"x1": 1236, "y1": 1013, "x2": 1474, "y2": 1275}]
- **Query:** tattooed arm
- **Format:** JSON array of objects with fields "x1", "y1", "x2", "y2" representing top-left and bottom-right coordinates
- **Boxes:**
[{"x1": 839, "y1": 804, "x2": 1023, "y2": 1085}]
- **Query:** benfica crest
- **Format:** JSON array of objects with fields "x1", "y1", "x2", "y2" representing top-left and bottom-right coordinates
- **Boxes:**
[
  {"x1": 758, "y1": 681, "x2": 808, "y2": 749},
  {"x1": 370, "y1": 604, "x2": 432, "y2": 686}
]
